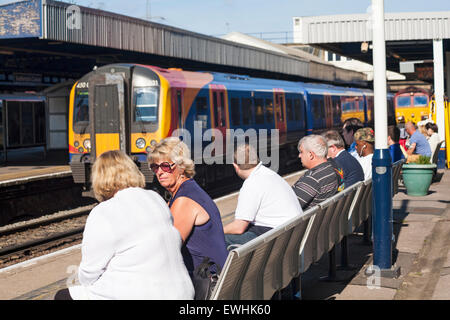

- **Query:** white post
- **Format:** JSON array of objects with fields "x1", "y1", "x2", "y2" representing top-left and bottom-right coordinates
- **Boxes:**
[
  {"x1": 433, "y1": 39, "x2": 445, "y2": 142},
  {"x1": 372, "y1": 0, "x2": 388, "y2": 149}
]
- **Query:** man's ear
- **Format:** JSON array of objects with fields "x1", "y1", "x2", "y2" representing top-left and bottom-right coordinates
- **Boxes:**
[{"x1": 232, "y1": 163, "x2": 239, "y2": 172}]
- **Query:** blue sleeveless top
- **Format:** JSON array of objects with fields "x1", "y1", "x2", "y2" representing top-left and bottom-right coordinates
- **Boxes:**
[{"x1": 168, "y1": 179, "x2": 228, "y2": 274}]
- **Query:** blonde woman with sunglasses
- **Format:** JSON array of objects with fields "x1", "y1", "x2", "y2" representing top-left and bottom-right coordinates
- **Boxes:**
[{"x1": 148, "y1": 137, "x2": 228, "y2": 278}]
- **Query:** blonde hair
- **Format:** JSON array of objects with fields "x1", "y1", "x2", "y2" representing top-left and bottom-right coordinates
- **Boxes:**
[
  {"x1": 147, "y1": 137, "x2": 195, "y2": 178},
  {"x1": 91, "y1": 150, "x2": 145, "y2": 202}
]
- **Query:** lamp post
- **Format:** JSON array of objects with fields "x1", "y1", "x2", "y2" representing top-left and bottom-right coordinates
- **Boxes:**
[{"x1": 371, "y1": 0, "x2": 398, "y2": 276}]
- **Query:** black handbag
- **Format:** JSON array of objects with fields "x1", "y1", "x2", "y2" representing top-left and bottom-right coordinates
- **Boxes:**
[{"x1": 192, "y1": 257, "x2": 222, "y2": 300}]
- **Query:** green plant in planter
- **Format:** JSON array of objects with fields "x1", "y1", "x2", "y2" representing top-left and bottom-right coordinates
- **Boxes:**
[
  {"x1": 413, "y1": 155, "x2": 431, "y2": 164},
  {"x1": 402, "y1": 155, "x2": 436, "y2": 196}
]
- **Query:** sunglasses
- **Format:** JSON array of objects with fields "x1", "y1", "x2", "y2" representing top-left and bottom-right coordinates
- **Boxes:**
[{"x1": 150, "y1": 162, "x2": 176, "y2": 173}]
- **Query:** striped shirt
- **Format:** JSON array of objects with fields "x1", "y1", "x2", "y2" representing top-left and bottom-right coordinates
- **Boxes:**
[{"x1": 292, "y1": 160, "x2": 340, "y2": 211}]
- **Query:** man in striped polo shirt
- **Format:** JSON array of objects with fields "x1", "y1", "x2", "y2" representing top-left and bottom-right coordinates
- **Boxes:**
[{"x1": 292, "y1": 135, "x2": 342, "y2": 211}]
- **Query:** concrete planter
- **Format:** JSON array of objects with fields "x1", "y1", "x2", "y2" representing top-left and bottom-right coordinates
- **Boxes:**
[{"x1": 402, "y1": 163, "x2": 437, "y2": 196}]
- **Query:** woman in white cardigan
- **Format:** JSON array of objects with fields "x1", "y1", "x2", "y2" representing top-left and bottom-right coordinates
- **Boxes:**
[{"x1": 55, "y1": 150, "x2": 194, "y2": 300}]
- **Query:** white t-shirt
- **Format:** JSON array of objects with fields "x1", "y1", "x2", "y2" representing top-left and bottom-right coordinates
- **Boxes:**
[
  {"x1": 428, "y1": 133, "x2": 441, "y2": 158},
  {"x1": 234, "y1": 162, "x2": 303, "y2": 228},
  {"x1": 357, "y1": 153, "x2": 373, "y2": 180},
  {"x1": 69, "y1": 187, "x2": 194, "y2": 300}
]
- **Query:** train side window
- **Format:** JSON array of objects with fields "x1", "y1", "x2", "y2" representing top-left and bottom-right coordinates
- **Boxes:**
[
  {"x1": 312, "y1": 98, "x2": 320, "y2": 119},
  {"x1": 294, "y1": 98, "x2": 302, "y2": 121},
  {"x1": 286, "y1": 98, "x2": 294, "y2": 121},
  {"x1": 254, "y1": 98, "x2": 264, "y2": 124},
  {"x1": 196, "y1": 97, "x2": 208, "y2": 113},
  {"x1": 319, "y1": 99, "x2": 325, "y2": 118},
  {"x1": 230, "y1": 97, "x2": 240, "y2": 126},
  {"x1": 265, "y1": 99, "x2": 274, "y2": 123},
  {"x1": 134, "y1": 87, "x2": 159, "y2": 122},
  {"x1": 196, "y1": 96, "x2": 208, "y2": 129},
  {"x1": 242, "y1": 98, "x2": 253, "y2": 125},
  {"x1": 332, "y1": 96, "x2": 341, "y2": 123}
]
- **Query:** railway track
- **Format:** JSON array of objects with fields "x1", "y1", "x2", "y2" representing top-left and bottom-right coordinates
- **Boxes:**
[
  {"x1": 0, "y1": 165, "x2": 303, "y2": 269},
  {"x1": 0, "y1": 206, "x2": 93, "y2": 268}
]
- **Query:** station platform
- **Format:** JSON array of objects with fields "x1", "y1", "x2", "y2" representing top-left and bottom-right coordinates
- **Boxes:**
[
  {"x1": 1, "y1": 169, "x2": 449, "y2": 300},
  {"x1": 0, "y1": 148, "x2": 71, "y2": 184}
]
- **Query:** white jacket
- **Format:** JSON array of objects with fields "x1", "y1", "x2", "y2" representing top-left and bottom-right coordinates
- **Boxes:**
[{"x1": 69, "y1": 187, "x2": 194, "y2": 300}]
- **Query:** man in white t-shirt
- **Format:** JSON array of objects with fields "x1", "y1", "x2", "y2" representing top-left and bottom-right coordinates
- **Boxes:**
[{"x1": 223, "y1": 143, "x2": 303, "y2": 248}]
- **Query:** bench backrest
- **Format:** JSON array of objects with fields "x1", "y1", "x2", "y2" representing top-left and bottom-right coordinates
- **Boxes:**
[
  {"x1": 211, "y1": 175, "x2": 369, "y2": 300},
  {"x1": 210, "y1": 208, "x2": 316, "y2": 300},
  {"x1": 392, "y1": 159, "x2": 405, "y2": 195}
]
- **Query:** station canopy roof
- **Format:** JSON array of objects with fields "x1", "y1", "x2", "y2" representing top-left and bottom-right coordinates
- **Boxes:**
[
  {"x1": 292, "y1": 11, "x2": 450, "y2": 78},
  {"x1": 0, "y1": 0, "x2": 367, "y2": 90}
]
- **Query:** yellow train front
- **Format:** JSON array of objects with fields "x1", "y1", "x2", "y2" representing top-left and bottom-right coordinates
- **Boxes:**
[
  {"x1": 394, "y1": 86, "x2": 431, "y2": 125},
  {"x1": 69, "y1": 64, "x2": 178, "y2": 192}
]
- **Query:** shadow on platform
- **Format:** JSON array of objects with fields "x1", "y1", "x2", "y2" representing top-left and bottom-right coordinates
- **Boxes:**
[{"x1": 1, "y1": 147, "x2": 69, "y2": 166}]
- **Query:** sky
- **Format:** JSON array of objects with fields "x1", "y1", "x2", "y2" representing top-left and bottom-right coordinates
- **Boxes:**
[{"x1": 2, "y1": 0, "x2": 450, "y2": 38}]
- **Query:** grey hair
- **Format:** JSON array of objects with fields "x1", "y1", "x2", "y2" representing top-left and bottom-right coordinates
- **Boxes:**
[
  {"x1": 298, "y1": 134, "x2": 328, "y2": 159},
  {"x1": 234, "y1": 142, "x2": 259, "y2": 170},
  {"x1": 322, "y1": 130, "x2": 345, "y2": 149}
]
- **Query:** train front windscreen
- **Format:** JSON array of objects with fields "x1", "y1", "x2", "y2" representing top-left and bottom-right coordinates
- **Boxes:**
[{"x1": 73, "y1": 88, "x2": 89, "y2": 133}]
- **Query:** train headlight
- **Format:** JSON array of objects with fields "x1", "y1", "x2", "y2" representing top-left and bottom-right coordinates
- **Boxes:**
[
  {"x1": 83, "y1": 139, "x2": 91, "y2": 150},
  {"x1": 136, "y1": 138, "x2": 146, "y2": 149},
  {"x1": 74, "y1": 141, "x2": 79, "y2": 148}
]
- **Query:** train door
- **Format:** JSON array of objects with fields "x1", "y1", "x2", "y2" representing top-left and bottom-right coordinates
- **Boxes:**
[
  {"x1": 88, "y1": 73, "x2": 126, "y2": 159},
  {"x1": 171, "y1": 88, "x2": 184, "y2": 130},
  {"x1": 0, "y1": 100, "x2": 4, "y2": 164},
  {"x1": 274, "y1": 90, "x2": 287, "y2": 142},
  {"x1": 209, "y1": 84, "x2": 229, "y2": 156},
  {"x1": 324, "y1": 94, "x2": 333, "y2": 128}
]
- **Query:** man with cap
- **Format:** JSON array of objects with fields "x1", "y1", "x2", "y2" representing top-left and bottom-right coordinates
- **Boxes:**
[{"x1": 354, "y1": 127, "x2": 375, "y2": 180}]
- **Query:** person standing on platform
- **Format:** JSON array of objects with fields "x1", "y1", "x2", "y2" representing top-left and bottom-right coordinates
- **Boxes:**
[
  {"x1": 405, "y1": 121, "x2": 432, "y2": 157},
  {"x1": 387, "y1": 125, "x2": 404, "y2": 163},
  {"x1": 55, "y1": 150, "x2": 194, "y2": 300},
  {"x1": 354, "y1": 128, "x2": 375, "y2": 180},
  {"x1": 292, "y1": 135, "x2": 343, "y2": 211},
  {"x1": 322, "y1": 130, "x2": 364, "y2": 187},
  {"x1": 223, "y1": 143, "x2": 302, "y2": 248}
]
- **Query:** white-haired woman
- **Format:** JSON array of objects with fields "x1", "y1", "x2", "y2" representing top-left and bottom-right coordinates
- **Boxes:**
[
  {"x1": 147, "y1": 137, "x2": 228, "y2": 276},
  {"x1": 55, "y1": 150, "x2": 194, "y2": 300}
]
